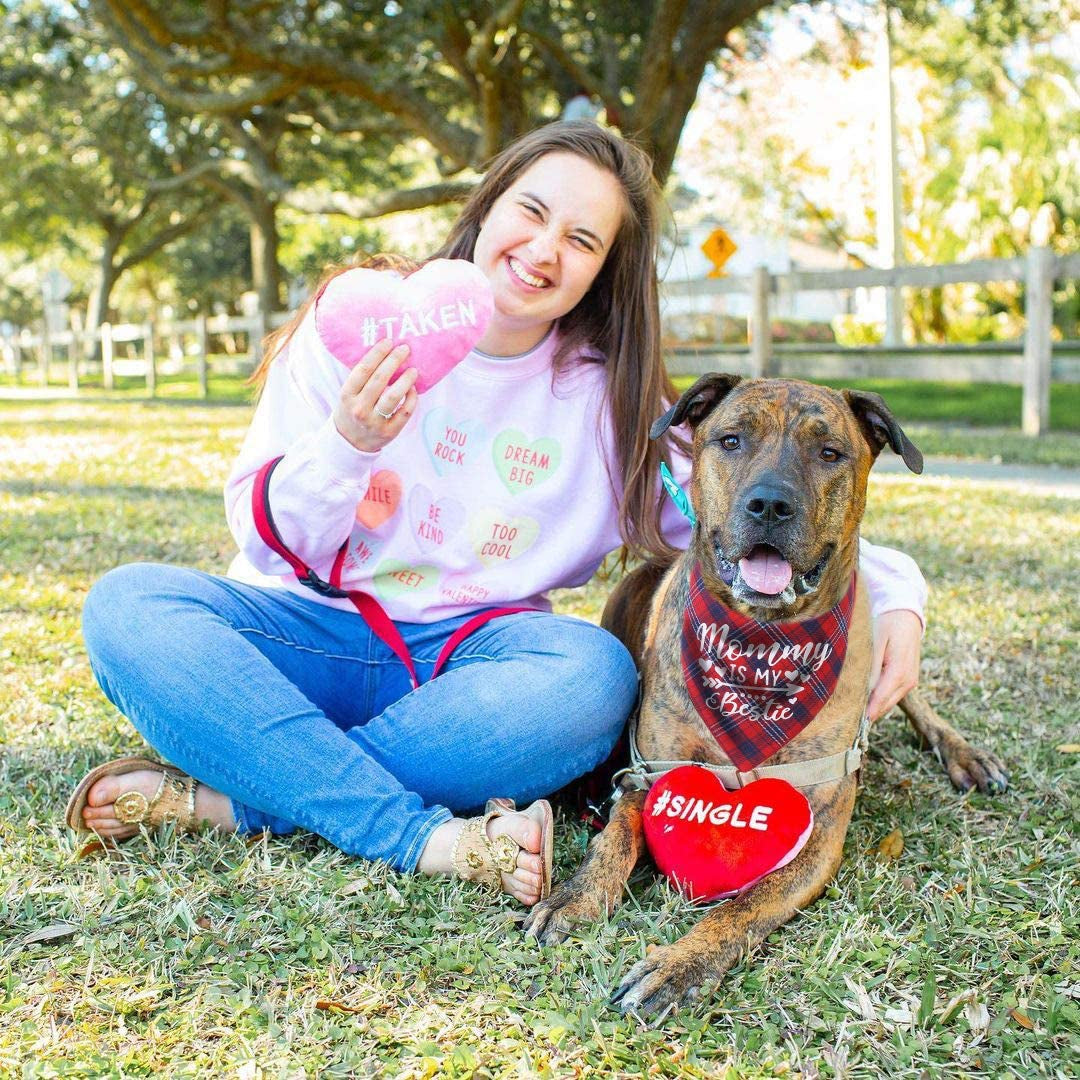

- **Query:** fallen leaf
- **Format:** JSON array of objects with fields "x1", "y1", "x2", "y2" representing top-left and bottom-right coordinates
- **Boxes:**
[
  {"x1": 316, "y1": 999, "x2": 366, "y2": 1014},
  {"x1": 22, "y1": 923, "x2": 78, "y2": 946},
  {"x1": 341, "y1": 880, "x2": 366, "y2": 897},
  {"x1": 384, "y1": 881, "x2": 403, "y2": 906},
  {"x1": 1009, "y1": 1008, "x2": 1034, "y2": 1030},
  {"x1": 877, "y1": 829, "x2": 904, "y2": 860},
  {"x1": 76, "y1": 837, "x2": 109, "y2": 859},
  {"x1": 1055, "y1": 744, "x2": 1080, "y2": 754},
  {"x1": 195, "y1": 916, "x2": 212, "y2": 930},
  {"x1": 964, "y1": 997, "x2": 990, "y2": 1038}
]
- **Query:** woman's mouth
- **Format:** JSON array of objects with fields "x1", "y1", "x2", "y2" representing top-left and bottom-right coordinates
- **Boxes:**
[{"x1": 507, "y1": 256, "x2": 552, "y2": 289}]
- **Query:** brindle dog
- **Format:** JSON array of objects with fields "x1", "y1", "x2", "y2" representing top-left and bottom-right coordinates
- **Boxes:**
[{"x1": 524, "y1": 374, "x2": 1008, "y2": 1015}]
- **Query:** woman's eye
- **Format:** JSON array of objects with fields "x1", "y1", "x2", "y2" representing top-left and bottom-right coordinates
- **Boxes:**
[
  {"x1": 720, "y1": 435, "x2": 740, "y2": 451},
  {"x1": 821, "y1": 447, "x2": 842, "y2": 462},
  {"x1": 522, "y1": 203, "x2": 542, "y2": 218}
]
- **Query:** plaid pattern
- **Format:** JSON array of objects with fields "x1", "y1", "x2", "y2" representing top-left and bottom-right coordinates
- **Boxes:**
[{"x1": 681, "y1": 562, "x2": 856, "y2": 771}]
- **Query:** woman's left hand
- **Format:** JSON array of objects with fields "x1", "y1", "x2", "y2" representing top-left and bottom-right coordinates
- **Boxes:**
[{"x1": 867, "y1": 609, "x2": 923, "y2": 721}]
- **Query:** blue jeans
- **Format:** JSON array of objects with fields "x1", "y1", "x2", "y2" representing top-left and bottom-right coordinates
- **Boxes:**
[{"x1": 81, "y1": 563, "x2": 636, "y2": 872}]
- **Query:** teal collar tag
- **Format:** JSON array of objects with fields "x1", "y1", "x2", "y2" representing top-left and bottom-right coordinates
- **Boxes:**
[{"x1": 660, "y1": 462, "x2": 697, "y2": 528}]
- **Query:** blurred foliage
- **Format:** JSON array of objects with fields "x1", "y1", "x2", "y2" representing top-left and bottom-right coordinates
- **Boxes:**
[
  {"x1": 1, "y1": 0, "x2": 1073, "y2": 337},
  {"x1": 0, "y1": 1, "x2": 224, "y2": 326},
  {"x1": 677, "y1": 0, "x2": 1077, "y2": 344}
]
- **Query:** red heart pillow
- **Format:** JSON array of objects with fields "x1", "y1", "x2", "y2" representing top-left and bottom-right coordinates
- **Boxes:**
[
  {"x1": 642, "y1": 766, "x2": 813, "y2": 903},
  {"x1": 316, "y1": 259, "x2": 494, "y2": 393}
]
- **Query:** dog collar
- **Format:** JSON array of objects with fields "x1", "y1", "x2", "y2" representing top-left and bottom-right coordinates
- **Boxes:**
[
  {"x1": 660, "y1": 462, "x2": 697, "y2": 528},
  {"x1": 682, "y1": 562, "x2": 856, "y2": 770}
]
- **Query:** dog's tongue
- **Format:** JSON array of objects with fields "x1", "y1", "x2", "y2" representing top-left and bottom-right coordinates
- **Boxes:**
[{"x1": 738, "y1": 546, "x2": 793, "y2": 595}]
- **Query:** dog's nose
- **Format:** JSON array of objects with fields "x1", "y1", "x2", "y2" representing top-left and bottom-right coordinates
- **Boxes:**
[{"x1": 745, "y1": 483, "x2": 795, "y2": 525}]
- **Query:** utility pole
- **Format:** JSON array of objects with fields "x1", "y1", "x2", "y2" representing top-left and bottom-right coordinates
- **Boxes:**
[{"x1": 876, "y1": 1, "x2": 905, "y2": 345}]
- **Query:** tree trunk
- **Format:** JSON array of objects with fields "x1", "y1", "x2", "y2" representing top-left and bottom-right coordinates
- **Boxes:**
[
  {"x1": 249, "y1": 192, "x2": 283, "y2": 314},
  {"x1": 87, "y1": 230, "x2": 123, "y2": 361}
]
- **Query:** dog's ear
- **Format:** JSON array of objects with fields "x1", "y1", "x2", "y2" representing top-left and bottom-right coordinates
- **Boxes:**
[
  {"x1": 650, "y1": 373, "x2": 743, "y2": 439},
  {"x1": 843, "y1": 390, "x2": 923, "y2": 474}
]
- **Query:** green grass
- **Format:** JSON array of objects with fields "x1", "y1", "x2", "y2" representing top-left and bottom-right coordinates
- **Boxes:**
[
  {"x1": 1, "y1": 400, "x2": 1078, "y2": 1076},
  {"x1": 670, "y1": 375, "x2": 1080, "y2": 433},
  {"x1": 669, "y1": 376, "x2": 1080, "y2": 466},
  {"x1": 812, "y1": 379, "x2": 1080, "y2": 433}
]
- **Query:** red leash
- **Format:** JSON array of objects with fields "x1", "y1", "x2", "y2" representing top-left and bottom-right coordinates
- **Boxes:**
[{"x1": 251, "y1": 457, "x2": 532, "y2": 689}]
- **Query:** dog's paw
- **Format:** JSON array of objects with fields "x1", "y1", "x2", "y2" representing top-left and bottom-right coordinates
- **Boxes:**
[
  {"x1": 522, "y1": 879, "x2": 608, "y2": 946},
  {"x1": 938, "y1": 732, "x2": 1009, "y2": 794},
  {"x1": 609, "y1": 943, "x2": 708, "y2": 1017}
]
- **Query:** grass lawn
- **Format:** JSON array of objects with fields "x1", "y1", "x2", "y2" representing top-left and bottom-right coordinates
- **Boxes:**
[
  {"x1": 7, "y1": 368, "x2": 1079, "y2": 466},
  {"x1": 1, "y1": 400, "x2": 1077, "y2": 1076}
]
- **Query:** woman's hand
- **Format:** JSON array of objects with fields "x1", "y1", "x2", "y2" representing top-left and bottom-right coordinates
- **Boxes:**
[
  {"x1": 867, "y1": 608, "x2": 923, "y2": 721},
  {"x1": 333, "y1": 339, "x2": 419, "y2": 453}
]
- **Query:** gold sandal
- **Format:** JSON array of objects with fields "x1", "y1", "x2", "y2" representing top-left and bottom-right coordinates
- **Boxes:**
[
  {"x1": 451, "y1": 797, "x2": 554, "y2": 899},
  {"x1": 65, "y1": 756, "x2": 198, "y2": 834}
]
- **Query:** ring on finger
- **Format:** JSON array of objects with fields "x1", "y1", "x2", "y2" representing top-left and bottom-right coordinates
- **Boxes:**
[{"x1": 374, "y1": 400, "x2": 398, "y2": 420}]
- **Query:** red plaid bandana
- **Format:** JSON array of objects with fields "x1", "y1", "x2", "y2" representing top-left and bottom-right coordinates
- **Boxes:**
[{"x1": 681, "y1": 562, "x2": 856, "y2": 771}]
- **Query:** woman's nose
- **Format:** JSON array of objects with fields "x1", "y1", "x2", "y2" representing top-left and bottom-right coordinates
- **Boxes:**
[{"x1": 527, "y1": 228, "x2": 557, "y2": 264}]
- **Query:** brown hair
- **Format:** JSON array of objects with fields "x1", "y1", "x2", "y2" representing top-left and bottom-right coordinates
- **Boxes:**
[
  {"x1": 254, "y1": 121, "x2": 683, "y2": 562},
  {"x1": 435, "y1": 121, "x2": 682, "y2": 562},
  {"x1": 251, "y1": 252, "x2": 420, "y2": 386}
]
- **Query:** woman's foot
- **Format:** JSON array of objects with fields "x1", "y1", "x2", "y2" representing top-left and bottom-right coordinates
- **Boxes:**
[
  {"x1": 78, "y1": 767, "x2": 236, "y2": 840},
  {"x1": 418, "y1": 802, "x2": 552, "y2": 906}
]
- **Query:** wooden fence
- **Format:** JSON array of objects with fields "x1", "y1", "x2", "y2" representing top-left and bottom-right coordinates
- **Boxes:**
[
  {"x1": 2, "y1": 248, "x2": 1078, "y2": 434},
  {"x1": 662, "y1": 246, "x2": 1080, "y2": 435},
  {"x1": 0, "y1": 310, "x2": 291, "y2": 397}
]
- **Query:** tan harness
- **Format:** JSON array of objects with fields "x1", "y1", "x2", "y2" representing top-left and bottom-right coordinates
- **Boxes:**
[{"x1": 611, "y1": 707, "x2": 870, "y2": 796}]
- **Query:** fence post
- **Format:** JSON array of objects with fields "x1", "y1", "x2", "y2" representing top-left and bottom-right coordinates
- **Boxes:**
[
  {"x1": 67, "y1": 331, "x2": 80, "y2": 391},
  {"x1": 144, "y1": 321, "x2": 157, "y2": 397},
  {"x1": 1022, "y1": 246, "x2": 1053, "y2": 436},
  {"x1": 749, "y1": 265, "x2": 775, "y2": 378},
  {"x1": 41, "y1": 321, "x2": 51, "y2": 386},
  {"x1": 248, "y1": 307, "x2": 267, "y2": 369},
  {"x1": 101, "y1": 322, "x2": 114, "y2": 390},
  {"x1": 196, "y1": 314, "x2": 209, "y2": 399}
]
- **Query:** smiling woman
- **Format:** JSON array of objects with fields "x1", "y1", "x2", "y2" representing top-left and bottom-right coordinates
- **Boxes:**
[
  {"x1": 67, "y1": 121, "x2": 927, "y2": 915},
  {"x1": 470, "y1": 152, "x2": 625, "y2": 355}
]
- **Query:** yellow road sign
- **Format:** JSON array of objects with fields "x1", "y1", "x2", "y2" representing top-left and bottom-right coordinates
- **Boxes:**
[{"x1": 701, "y1": 227, "x2": 737, "y2": 277}]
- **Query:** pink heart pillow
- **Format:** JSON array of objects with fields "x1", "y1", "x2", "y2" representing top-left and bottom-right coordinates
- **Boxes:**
[
  {"x1": 315, "y1": 259, "x2": 494, "y2": 393},
  {"x1": 643, "y1": 766, "x2": 814, "y2": 902}
]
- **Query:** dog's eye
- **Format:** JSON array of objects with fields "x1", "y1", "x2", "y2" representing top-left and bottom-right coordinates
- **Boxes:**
[
  {"x1": 820, "y1": 447, "x2": 843, "y2": 462},
  {"x1": 719, "y1": 435, "x2": 740, "y2": 451}
]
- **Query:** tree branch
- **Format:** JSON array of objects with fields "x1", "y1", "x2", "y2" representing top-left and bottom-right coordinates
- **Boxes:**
[
  {"x1": 632, "y1": 0, "x2": 690, "y2": 126},
  {"x1": 95, "y1": 0, "x2": 477, "y2": 168},
  {"x1": 524, "y1": 26, "x2": 609, "y2": 105},
  {"x1": 466, "y1": 0, "x2": 527, "y2": 161},
  {"x1": 281, "y1": 180, "x2": 476, "y2": 219},
  {"x1": 114, "y1": 198, "x2": 223, "y2": 273}
]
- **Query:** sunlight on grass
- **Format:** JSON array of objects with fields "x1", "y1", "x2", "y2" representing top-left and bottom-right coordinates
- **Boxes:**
[{"x1": 1, "y1": 400, "x2": 1076, "y2": 1075}]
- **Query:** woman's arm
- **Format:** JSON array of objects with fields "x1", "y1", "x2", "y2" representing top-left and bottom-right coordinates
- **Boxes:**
[
  {"x1": 859, "y1": 538, "x2": 926, "y2": 720},
  {"x1": 224, "y1": 308, "x2": 379, "y2": 577}
]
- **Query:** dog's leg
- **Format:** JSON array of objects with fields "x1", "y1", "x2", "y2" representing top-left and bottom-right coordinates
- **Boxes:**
[
  {"x1": 524, "y1": 789, "x2": 648, "y2": 945},
  {"x1": 899, "y1": 688, "x2": 1008, "y2": 793},
  {"x1": 610, "y1": 778, "x2": 856, "y2": 1017}
]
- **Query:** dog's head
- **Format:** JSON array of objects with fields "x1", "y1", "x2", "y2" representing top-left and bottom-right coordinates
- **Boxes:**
[{"x1": 652, "y1": 374, "x2": 922, "y2": 617}]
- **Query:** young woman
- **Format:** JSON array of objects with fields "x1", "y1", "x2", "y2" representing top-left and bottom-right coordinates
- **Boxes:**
[{"x1": 68, "y1": 122, "x2": 925, "y2": 907}]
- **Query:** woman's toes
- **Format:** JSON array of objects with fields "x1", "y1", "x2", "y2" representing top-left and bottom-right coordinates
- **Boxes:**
[
  {"x1": 488, "y1": 812, "x2": 541, "y2": 856},
  {"x1": 505, "y1": 871, "x2": 542, "y2": 906},
  {"x1": 86, "y1": 770, "x2": 159, "y2": 809},
  {"x1": 517, "y1": 850, "x2": 543, "y2": 877},
  {"x1": 512, "y1": 866, "x2": 542, "y2": 894}
]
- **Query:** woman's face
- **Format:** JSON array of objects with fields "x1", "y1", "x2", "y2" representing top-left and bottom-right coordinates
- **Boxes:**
[{"x1": 472, "y1": 151, "x2": 625, "y2": 355}]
